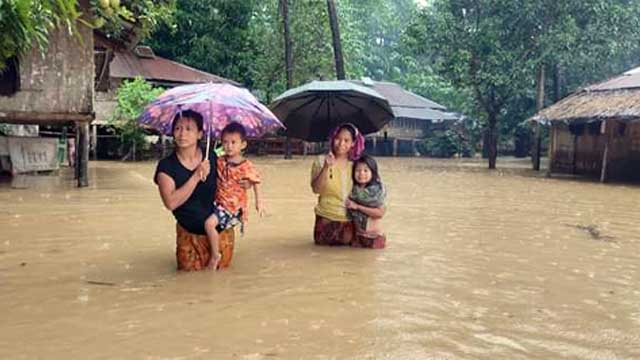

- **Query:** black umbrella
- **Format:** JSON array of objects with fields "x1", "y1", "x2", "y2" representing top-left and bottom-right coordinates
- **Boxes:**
[{"x1": 270, "y1": 80, "x2": 394, "y2": 142}]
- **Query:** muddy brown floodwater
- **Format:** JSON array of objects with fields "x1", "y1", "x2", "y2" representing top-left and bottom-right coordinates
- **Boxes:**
[{"x1": 1, "y1": 157, "x2": 639, "y2": 360}]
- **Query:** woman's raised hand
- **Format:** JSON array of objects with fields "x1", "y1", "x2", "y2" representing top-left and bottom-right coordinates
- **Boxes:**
[
  {"x1": 324, "y1": 151, "x2": 336, "y2": 167},
  {"x1": 197, "y1": 159, "x2": 210, "y2": 182}
]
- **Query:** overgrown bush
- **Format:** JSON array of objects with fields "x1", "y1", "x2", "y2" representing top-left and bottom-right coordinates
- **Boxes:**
[
  {"x1": 110, "y1": 77, "x2": 163, "y2": 159},
  {"x1": 418, "y1": 129, "x2": 473, "y2": 158}
]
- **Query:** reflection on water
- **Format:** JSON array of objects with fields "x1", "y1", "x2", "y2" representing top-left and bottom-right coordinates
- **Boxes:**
[{"x1": 1, "y1": 157, "x2": 639, "y2": 359}]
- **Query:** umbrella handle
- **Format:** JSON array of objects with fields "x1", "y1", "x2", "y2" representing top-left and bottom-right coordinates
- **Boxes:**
[
  {"x1": 205, "y1": 133, "x2": 211, "y2": 161},
  {"x1": 200, "y1": 133, "x2": 210, "y2": 182}
]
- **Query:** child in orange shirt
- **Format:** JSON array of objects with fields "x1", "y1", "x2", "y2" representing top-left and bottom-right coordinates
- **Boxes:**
[{"x1": 207, "y1": 122, "x2": 264, "y2": 270}]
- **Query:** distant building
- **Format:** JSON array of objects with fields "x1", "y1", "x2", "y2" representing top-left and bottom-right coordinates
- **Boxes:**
[{"x1": 350, "y1": 79, "x2": 459, "y2": 156}]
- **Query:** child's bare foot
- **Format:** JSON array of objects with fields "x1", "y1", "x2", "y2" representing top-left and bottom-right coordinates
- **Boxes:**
[{"x1": 207, "y1": 252, "x2": 222, "y2": 271}]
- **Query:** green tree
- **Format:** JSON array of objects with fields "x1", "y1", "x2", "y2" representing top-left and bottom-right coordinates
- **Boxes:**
[
  {"x1": 408, "y1": 0, "x2": 640, "y2": 169},
  {"x1": 110, "y1": 77, "x2": 163, "y2": 159},
  {"x1": 0, "y1": 0, "x2": 81, "y2": 71},
  {"x1": 247, "y1": 0, "x2": 335, "y2": 101},
  {"x1": 326, "y1": 0, "x2": 345, "y2": 79},
  {"x1": 91, "y1": 0, "x2": 176, "y2": 41},
  {"x1": 248, "y1": 1, "x2": 285, "y2": 102},
  {"x1": 145, "y1": 0, "x2": 258, "y2": 85},
  {"x1": 289, "y1": 0, "x2": 334, "y2": 83},
  {"x1": 339, "y1": 0, "x2": 417, "y2": 81}
]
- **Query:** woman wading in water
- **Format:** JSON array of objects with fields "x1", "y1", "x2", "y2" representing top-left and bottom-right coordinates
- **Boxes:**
[{"x1": 310, "y1": 123, "x2": 364, "y2": 246}]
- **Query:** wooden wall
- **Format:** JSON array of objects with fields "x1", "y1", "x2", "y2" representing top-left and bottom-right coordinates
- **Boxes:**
[
  {"x1": 550, "y1": 120, "x2": 640, "y2": 180},
  {"x1": 0, "y1": 4, "x2": 94, "y2": 124},
  {"x1": 382, "y1": 118, "x2": 426, "y2": 139}
]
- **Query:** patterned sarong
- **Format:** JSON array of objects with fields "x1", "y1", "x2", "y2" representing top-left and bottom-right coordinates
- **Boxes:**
[
  {"x1": 176, "y1": 223, "x2": 235, "y2": 271},
  {"x1": 313, "y1": 215, "x2": 355, "y2": 246},
  {"x1": 351, "y1": 232, "x2": 386, "y2": 249}
]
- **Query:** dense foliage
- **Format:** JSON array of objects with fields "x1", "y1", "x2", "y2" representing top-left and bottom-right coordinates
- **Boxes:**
[{"x1": 110, "y1": 77, "x2": 163, "y2": 155}]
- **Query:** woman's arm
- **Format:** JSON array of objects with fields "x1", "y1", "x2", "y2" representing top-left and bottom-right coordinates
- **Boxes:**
[
  {"x1": 157, "y1": 172, "x2": 199, "y2": 211},
  {"x1": 311, "y1": 164, "x2": 329, "y2": 194},
  {"x1": 156, "y1": 160, "x2": 210, "y2": 211},
  {"x1": 311, "y1": 153, "x2": 334, "y2": 194},
  {"x1": 346, "y1": 200, "x2": 386, "y2": 219}
]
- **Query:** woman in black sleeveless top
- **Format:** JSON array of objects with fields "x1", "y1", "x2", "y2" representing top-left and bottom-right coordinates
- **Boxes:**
[{"x1": 154, "y1": 110, "x2": 220, "y2": 269}]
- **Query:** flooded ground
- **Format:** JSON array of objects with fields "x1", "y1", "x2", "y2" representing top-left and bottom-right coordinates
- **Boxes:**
[{"x1": 1, "y1": 156, "x2": 639, "y2": 360}]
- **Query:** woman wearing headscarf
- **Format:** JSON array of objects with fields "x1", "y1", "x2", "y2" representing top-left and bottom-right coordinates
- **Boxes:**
[{"x1": 310, "y1": 123, "x2": 365, "y2": 246}]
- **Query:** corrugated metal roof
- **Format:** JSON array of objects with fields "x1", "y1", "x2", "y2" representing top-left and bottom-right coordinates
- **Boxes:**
[
  {"x1": 392, "y1": 106, "x2": 458, "y2": 121},
  {"x1": 348, "y1": 79, "x2": 455, "y2": 122},
  {"x1": 350, "y1": 80, "x2": 447, "y2": 110},
  {"x1": 110, "y1": 50, "x2": 238, "y2": 85}
]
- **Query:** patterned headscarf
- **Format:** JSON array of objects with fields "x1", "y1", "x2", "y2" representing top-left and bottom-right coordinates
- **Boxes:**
[{"x1": 328, "y1": 123, "x2": 365, "y2": 161}]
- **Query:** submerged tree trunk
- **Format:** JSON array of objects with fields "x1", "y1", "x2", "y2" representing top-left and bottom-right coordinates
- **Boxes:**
[
  {"x1": 280, "y1": 0, "x2": 293, "y2": 159},
  {"x1": 327, "y1": 0, "x2": 345, "y2": 80},
  {"x1": 553, "y1": 63, "x2": 562, "y2": 102},
  {"x1": 487, "y1": 112, "x2": 498, "y2": 169},
  {"x1": 280, "y1": 0, "x2": 293, "y2": 88}
]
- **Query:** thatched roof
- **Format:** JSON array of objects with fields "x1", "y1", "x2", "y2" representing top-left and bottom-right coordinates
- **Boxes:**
[{"x1": 532, "y1": 66, "x2": 640, "y2": 124}]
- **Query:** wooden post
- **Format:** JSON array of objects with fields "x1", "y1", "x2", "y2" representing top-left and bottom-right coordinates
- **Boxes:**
[
  {"x1": 600, "y1": 120, "x2": 609, "y2": 183},
  {"x1": 372, "y1": 136, "x2": 377, "y2": 155},
  {"x1": 533, "y1": 65, "x2": 545, "y2": 170},
  {"x1": 61, "y1": 127, "x2": 68, "y2": 166},
  {"x1": 284, "y1": 137, "x2": 292, "y2": 159},
  {"x1": 161, "y1": 135, "x2": 167, "y2": 157},
  {"x1": 74, "y1": 128, "x2": 80, "y2": 179},
  {"x1": 572, "y1": 133, "x2": 578, "y2": 175},
  {"x1": 392, "y1": 138, "x2": 398, "y2": 157},
  {"x1": 412, "y1": 139, "x2": 417, "y2": 156},
  {"x1": 546, "y1": 124, "x2": 555, "y2": 177},
  {"x1": 91, "y1": 124, "x2": 98, "y2": 160},
  {"x1": 76, "y1": 121, "x2": 89, "y2": 187}
]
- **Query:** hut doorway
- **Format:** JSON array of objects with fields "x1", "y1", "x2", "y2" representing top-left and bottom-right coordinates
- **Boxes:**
[{"x1": 0, "y1": 57, "x2": 20, "y2": 96}]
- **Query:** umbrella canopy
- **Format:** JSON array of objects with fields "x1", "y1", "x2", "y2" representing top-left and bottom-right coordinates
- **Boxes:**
[
  {"x1": 270, "y1": 80, "x2": 394, "y2": 142},
  {"x1": 139, "y1": 83, "x2": 283, "y2": 138}
]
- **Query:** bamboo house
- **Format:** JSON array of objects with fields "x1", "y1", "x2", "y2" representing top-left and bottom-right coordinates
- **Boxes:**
[{"x1": 531, "y1": 67, "x2": 640, "y2": 182}]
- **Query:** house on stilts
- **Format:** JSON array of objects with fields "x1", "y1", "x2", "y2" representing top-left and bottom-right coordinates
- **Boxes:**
[
  {"x1": 0, "y1": 0, "x2": 94, "y2": 187},
  {"x1": 350, "y1": 79, "x2": 459, "y2": 156}
]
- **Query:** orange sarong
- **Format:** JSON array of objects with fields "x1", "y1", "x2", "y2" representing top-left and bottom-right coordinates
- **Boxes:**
[{"x1": 176, "y1": 223, "x2": 235, "y2": 271}]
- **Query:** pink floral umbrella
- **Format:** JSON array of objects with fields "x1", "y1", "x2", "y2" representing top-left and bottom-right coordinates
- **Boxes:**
[{"x1": 139, "y1": 83, "x2": 284, "y2": 158}]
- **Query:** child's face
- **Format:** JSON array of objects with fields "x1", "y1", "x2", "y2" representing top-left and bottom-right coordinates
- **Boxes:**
[
  {"x1": 354, "y1": 162, "x2": 373, "y2": 185},
  {"x1": 332, "y1": 128, "x2": 354, "y2": 157},
  {"x1": 173, "y1": 117, "x2": 202, "y2": 148},
  {"x1": 221, "y1": 132, "x2": 246, "y2": 157}
]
